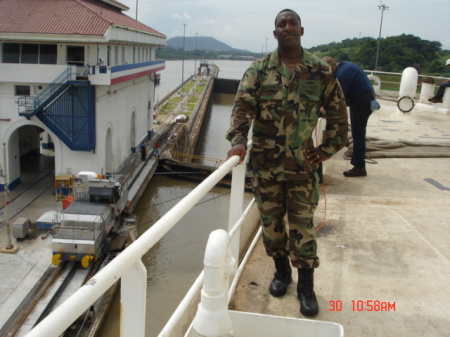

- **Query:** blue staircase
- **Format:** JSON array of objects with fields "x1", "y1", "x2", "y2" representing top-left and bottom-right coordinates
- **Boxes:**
[{"x1": 17, "y1": 67, "x2": 96, "y2": 151}]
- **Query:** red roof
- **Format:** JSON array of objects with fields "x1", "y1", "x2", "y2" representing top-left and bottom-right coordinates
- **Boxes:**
[{"x1": 0, "y1": 0, "x2": 165, "y2": 38}]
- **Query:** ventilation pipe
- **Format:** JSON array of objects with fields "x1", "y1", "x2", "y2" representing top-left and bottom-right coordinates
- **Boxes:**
[
  {"x1": 397, "y1": 67, "x2": 418, "y2": 113},
  {"x1": 192, "y1": 229, "x2": 235, "y2": 337}
]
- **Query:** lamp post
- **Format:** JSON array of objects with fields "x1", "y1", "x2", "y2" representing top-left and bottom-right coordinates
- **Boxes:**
[
  {"x1": 135, "y1": 0, "x2": 138, "y2": 20},
  {"x1": 194, "y1": 33, "x2": 198, "y2": 76},
  {"x1": 182, "y1": 23, "x2": 187, "y2": 88},
  {"x1": 375, "y1": 3, "x2": 389, "y2": 70}
]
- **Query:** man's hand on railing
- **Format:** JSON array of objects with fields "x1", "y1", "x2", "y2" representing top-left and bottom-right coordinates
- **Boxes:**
[{"x1": 227, "y1": 144, "x2": 247, "y2": 165}]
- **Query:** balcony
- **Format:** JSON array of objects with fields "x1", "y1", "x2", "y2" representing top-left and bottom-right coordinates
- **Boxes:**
[
  {"x1": 87, "y1": 60, "x2": 165, "y2": 85},
  {"x1": 0, "y1": 59, "x2": 165, "y2": 86},
  {"x1": 0, "y1": 63, "x2": 75, "y2": 84}
]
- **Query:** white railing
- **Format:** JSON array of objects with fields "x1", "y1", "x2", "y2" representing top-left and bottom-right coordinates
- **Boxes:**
[
  {"x1": 25, "y1": 153, "x2": 249, "y2": 337},
  {"x1": 365, "y1": 69, "x2": 448, "y2": 95}
]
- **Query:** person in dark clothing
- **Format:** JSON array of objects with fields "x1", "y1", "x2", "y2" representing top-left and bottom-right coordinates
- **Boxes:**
[
  {"x1": 323, "y1": 57, "x2": 380, "y2": 177},
  {"x1": 428, "y1": 59, "x2": 450, "y2": 103},
  {"x1": 140, "y1": 144, "x2": 146, "y2": 161}
]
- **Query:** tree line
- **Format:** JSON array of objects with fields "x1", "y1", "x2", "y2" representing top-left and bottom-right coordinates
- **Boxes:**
[
  {"x1": 309, "y1": 34, "x2": 449, "y2": 75},
  {"x1": 156, "y1": 34, "x2": 450, "y2": 76}
]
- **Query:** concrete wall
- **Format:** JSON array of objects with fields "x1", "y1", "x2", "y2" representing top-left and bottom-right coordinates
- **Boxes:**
[
  {"x1": 213, "y1": 78, "x2": 240, "y2": 95},
  {"x1": 57, "y1": 77, "x2": 154, "y2": 176}
]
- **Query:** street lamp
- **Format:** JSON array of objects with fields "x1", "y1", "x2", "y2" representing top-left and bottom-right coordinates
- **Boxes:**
[
  {"x1": 182, "y1": 23, "x2": 187, "y2": 87},
  {"x1": 135, "y1": 0, "x2": 138, "y2": 20},
  {"x1": 194, "y1": 33, "x2": 198, "y2": 76},
  {"x1": 375, "y1": 3, "x2": 389, "y2": 70}
]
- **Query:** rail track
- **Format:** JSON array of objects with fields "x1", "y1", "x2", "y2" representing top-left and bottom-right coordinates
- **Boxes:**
[{"x1": 0, "y1": 252, "x2": 119, "y2": 337}]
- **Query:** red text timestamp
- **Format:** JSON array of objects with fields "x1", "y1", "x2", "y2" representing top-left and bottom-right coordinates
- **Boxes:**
[{"x1": 329, "y1": 300, "x2": 396, "y2": 312}]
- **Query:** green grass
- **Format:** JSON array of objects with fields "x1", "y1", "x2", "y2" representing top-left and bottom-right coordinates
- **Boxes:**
[{"x1": 156, "y1": 77, "x2": 210, "y2": 117}]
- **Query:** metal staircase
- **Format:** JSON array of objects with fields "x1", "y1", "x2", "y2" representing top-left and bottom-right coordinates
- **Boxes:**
[{"x1": 17, "y1": 66, "x2": 96, "y2": 152}]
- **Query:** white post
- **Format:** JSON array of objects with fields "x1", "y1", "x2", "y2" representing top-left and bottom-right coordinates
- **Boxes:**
[
  {"x1": 419, "y1": 82, "x2": 435, "y2": 103},
  {"x1": 228, "y1": 164, "x2": 245, "y2": 261},
  {"x1": 443, "y1": 87, "x2": 450, "y2": 109},
  {"x1": 121, "y1": 260, "x2": 147, "y2": 337}
]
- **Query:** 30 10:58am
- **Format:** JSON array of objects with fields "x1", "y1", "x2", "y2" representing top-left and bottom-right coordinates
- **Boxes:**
[{"x1": 329, "y1": 300, "x2": 396, "y2": 311}]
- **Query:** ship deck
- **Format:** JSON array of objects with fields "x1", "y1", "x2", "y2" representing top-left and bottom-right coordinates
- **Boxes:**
[{"x1": 231, "y1": 98, "x2": 450, "y2": 336}]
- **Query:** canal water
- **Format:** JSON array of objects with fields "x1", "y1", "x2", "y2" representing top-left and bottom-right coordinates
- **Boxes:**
[{"x1": 98, "y1": 60, "x2": 253, "y2": 337}]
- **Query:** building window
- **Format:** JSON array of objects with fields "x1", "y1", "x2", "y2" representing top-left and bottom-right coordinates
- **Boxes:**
[
  {"x1": 21, "y1": 44, "x2": 39, "y2": 64},
  {"x1": 115, "y1": 46, "x2": 119, "y2": 65},
  {"x1": 15, "y1": 85, "x2": 31, "y2": 96},
  {"x1": 67, "y1": 46, "x2": 85, "y2": 66},
  {"x1": 2, "y1": 43, "x2": 57, "y2": 64},
  {"x1": 40, "y1": 44, "x2": 57, "y2": 64},
  {"x1": 3, "y1": 43, "x2": 21, "y2": 63}
]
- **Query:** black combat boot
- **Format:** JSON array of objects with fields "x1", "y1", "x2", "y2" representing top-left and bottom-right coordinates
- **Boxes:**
[
  {"x1": 269, "y1": 256, "x2": 292, "y2": 297},
  {"x1": 297, "y1": 268, "x2": 319, "y2": 316}
]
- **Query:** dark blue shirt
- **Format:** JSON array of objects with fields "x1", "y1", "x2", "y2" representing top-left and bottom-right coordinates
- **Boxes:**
[{"x1": 335, "y1": 61, "x2": 375, "y2": 106}]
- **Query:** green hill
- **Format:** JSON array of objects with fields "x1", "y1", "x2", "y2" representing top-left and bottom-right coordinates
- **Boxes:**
[
  {"x1": 156, "y1": 34, "x2": 450, "y2": 75},
  {"x1": 309, "y1": 34, "x2": 449, "y2": 74}
]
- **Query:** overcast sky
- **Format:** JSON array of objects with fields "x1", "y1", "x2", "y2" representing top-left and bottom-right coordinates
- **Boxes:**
[{"x1": 119, "y1": 0, "x2": 450, "y2": 53}]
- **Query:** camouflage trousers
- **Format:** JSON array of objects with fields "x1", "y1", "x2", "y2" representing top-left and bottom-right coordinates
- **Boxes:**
[{"x1": 253, "y1": 175, "x2": 320, "y2": 269}]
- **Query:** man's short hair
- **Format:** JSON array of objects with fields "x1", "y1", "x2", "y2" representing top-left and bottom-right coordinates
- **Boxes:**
[{"x1": 275, "y1": 9, "x2": 301, "y2": 26}]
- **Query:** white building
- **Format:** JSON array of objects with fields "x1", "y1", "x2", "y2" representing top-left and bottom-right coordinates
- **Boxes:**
[{"x1": 0, "y1": 0, "x2": 166, "y2": 191}]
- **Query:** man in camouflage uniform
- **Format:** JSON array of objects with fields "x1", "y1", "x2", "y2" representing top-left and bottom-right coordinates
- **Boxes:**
[{"x1": 226, "y1": 9, "x2": 348, "y2": 316}]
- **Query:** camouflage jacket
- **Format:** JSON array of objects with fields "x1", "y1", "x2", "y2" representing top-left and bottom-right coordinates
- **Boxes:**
[{"x1": 226, "y1": 48, "x2": 348, "y2": 181}]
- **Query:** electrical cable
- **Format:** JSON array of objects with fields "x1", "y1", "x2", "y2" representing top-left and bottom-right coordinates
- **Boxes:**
[
  {"x1": 315, "y1": 182, "x2": 327, "y2": 232},
  {"x1": 313, "y1": 123, "x2": 327, "y2": 232}
]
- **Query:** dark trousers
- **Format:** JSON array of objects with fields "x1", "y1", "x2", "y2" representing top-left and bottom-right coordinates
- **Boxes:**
[
  {"x1": 349, "y1": 100, "x2": 372, "y2": 169},
  {"x1": 435, "y1": 81, "x2": 450, "y2": 99}
]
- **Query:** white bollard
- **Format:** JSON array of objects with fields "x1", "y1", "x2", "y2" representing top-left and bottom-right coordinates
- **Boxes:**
[
  {"x1": 399, "y1": 67, "x2": 418, "y2": 99},
  {"x1": 443, "y1": 87, "x2": 450, "y2": 109},
  {"x1": 368, "y1": 74, "x2": 381, "y2": 96},
  {"x1": 419, "y1": 82, "x2": 435, "y2": 103},
  {"x1": 397, "y1": 67, "x2": 418, "y2": 113}
]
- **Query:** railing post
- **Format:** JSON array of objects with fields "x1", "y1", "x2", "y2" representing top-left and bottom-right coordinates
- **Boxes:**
[
  {"x1": 228, "y1": 163, "x2": 245, "y2": 263},
  {"x1": 228, "y1": 164, "x2": 245, "y2": 230},
  {"x1": 227, "y1": 137, "x2": 252, "y2": 262},
  {"x1": 121, "y1": 260, "x2": 147, "y2": 337}
]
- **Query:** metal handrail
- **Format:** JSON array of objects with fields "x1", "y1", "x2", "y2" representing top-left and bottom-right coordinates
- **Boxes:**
[
  {"x1": 17, "y1": 65, "x2": 73, "y2": 112},
  {"x1": 25, "y1": 154, "x2": 244, "y2": 337},
  {"x1": 171, "y1": 151, "x2": 225, "y2": 167}
]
